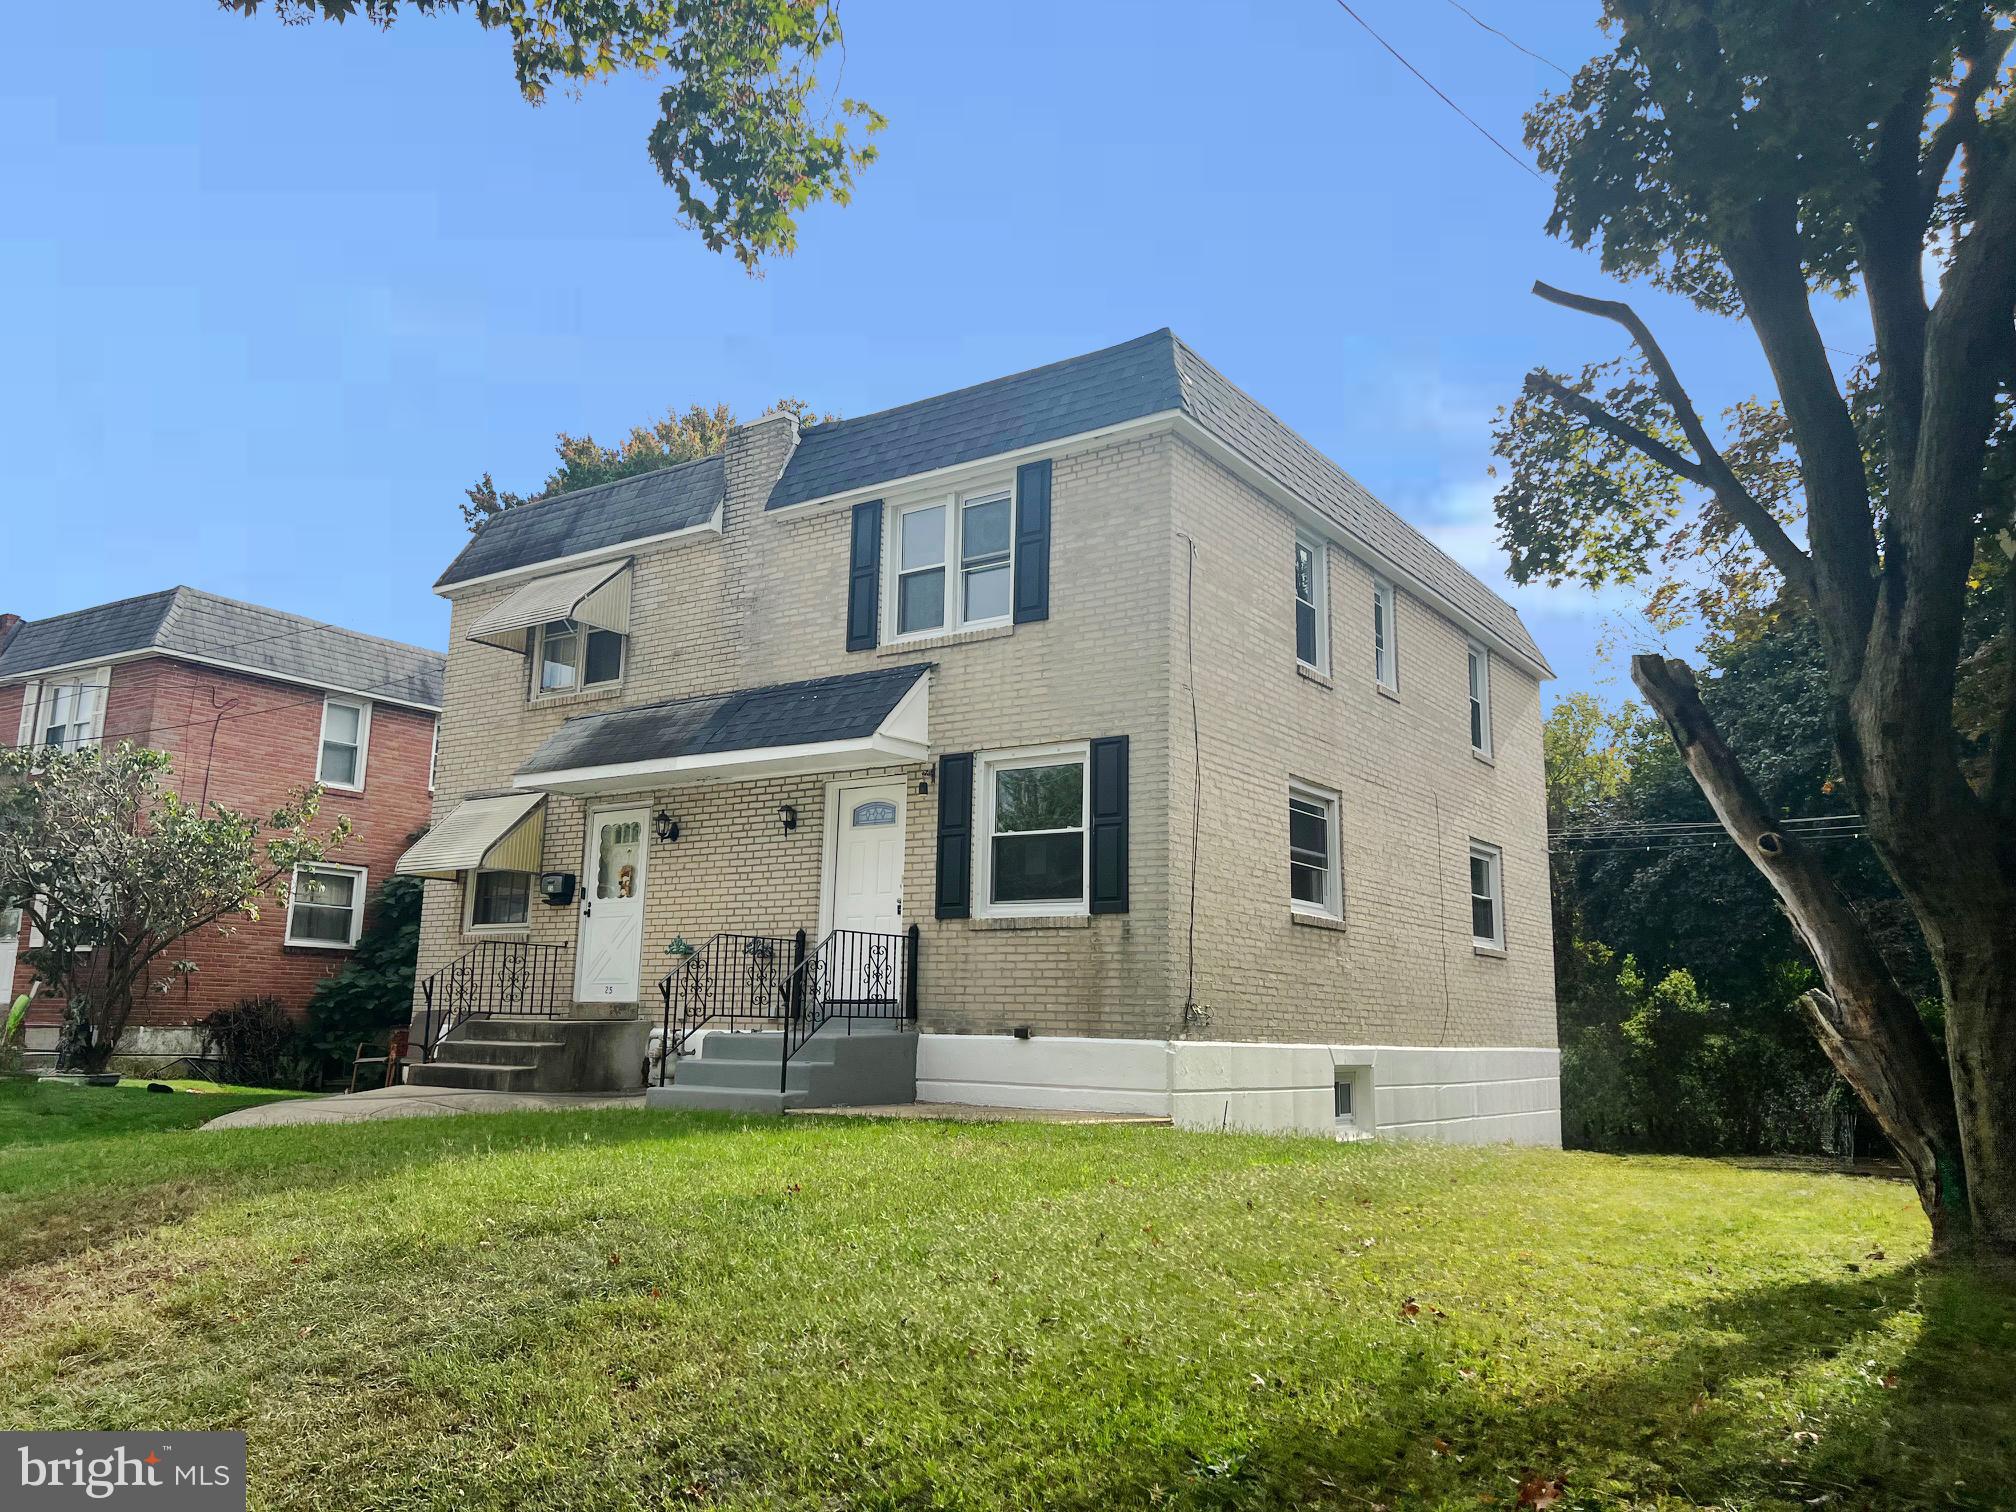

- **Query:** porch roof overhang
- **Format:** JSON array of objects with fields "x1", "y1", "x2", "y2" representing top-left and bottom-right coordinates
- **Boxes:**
[
  {"x1": 513, "y1": 663, "x2": 932, "y2": 797},
  {"x1": 465, "y1": 558, "x2": 632, "y2": 653},
  {"x1": 394, "y1": 791, "x2": 547, "y2": 879}
]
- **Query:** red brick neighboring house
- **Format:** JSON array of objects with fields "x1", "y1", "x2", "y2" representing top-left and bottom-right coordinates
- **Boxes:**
[{"x1": 0, "y1": 587, "x2": 445, "y2": 1056}]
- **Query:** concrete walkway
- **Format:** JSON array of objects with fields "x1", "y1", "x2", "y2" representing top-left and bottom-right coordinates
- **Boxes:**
[
  {"x1": 203, "y1": 1088, "x2": 1164, "y2": 1132},
  {"x1": 202, "y1": 1084, "x2": 645, "y2": 1130}
]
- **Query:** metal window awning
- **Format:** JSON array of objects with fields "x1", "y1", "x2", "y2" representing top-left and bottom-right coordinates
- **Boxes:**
[
  {"x1": 464, "y1": 559, "x2": 633, "y2": 653},
  {"x1": 394, "y1": 792, "x2": 547, "y2": 879}
]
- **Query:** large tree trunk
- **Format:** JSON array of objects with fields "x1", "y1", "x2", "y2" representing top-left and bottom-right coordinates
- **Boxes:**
[{"x1": 1631, "y1": 655, "x2": 1975, "y2": 1253}]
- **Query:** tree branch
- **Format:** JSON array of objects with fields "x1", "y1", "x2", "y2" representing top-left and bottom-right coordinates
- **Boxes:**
[
  {"x1": 1523, "y1": 373, "x2": 1706, "y2": 483},
  {"x1": 1631, "y1": 653, "x2": 1969, "y2": 1246},
  {"x1": 1531, "y1": 280, "x2": 1817, "y2": 600},
  {"x1": 1716, "y1": 199, "x2": 1882, "y2": 661},
  {"x1": 1921, "y1": 28, "x2": 2016, "y2": 211}
]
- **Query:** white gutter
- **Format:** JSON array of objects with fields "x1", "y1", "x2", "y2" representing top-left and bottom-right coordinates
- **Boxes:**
[{"x1": 434, "y1": 503, "x2": 724, "y2": 598}]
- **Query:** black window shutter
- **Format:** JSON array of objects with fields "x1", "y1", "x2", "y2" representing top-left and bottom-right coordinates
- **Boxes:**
[
  {"x1": 1013, "y1": 459, "x2": 1052, "y2": 624},
  {"x1": 1088, "y1": 735, "x2": 1129, "y2": 914},
  {"x1": 846, "y1": 500, "x2": 883, "y2": 652},
  {"x1": 935, "y1": 752, "x2": 974, "y2": 919}
]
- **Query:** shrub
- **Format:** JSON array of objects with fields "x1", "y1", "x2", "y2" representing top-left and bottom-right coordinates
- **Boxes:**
[
  {"x1": 302, "y1": 874, "x2": 423, "y2": 1081},
  {"x1": 198, "y1": 996, "x2": 309, "y2": 1089}
]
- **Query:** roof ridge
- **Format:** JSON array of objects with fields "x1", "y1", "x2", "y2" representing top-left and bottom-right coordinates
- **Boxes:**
[
  {"x1": 163, "y1": 585, "x2": 446, "y2": 663},
  {"x1": 796, "y1": 329, "x2": 1177, "y2": 438}
]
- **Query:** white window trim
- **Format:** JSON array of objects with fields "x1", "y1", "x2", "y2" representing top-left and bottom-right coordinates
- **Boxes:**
[
  {"x1": 18, "y1": 667, "x2": 110, "y2": 753},
  {"x1": 1295, "y1": 535, "x2": 1329, "y2": 673},
  {"x1": 285, "y1": 862, "x2": 368, "y2": 950},
  {"x1": 531, "y1": 619, "x2": 626, "y2": 699},
  {"x1": 317, "y1": 695, "x2": 372, "y2": 791},
  {"x1": 1469, "y1": 840, "x2": 1505, "y2": 952},
  {"x1": 973, "y1": 741, "x2": 1090, "y2": 919},
  {"x1": 1288, "y1": 780, "x2": 1343, "y2": 920},
  {"x1": 1373, "y1": 578, "x2": 1398, "y2": 692},
  {"x1": 428, "y1": 717, "x2": 440, "y2": 792},
  {"x1": 1467, "y1": 641, "x2": 1493, "y2": 758},
  {"x1": 883, "y1": 479, "x2": 1017, "y2": 644},
  {"x1": 462, "y1": 868, "x2": 533, "y2": 935}
]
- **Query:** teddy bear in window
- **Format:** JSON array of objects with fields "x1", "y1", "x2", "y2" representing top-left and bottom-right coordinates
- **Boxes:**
[{"x1": 617, "y1": 863, "x2": 636, "y2": 898}]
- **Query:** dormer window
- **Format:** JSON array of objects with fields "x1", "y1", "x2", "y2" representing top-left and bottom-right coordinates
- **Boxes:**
[{"x1": 535, "y1": 619, "x2": 624, "y2": 694}]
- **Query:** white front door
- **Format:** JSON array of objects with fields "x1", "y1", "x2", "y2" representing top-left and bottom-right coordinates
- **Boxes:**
[
  {"x1": 576, "y1": 807, "x2": 648, "y2": 1004},
  {"x1": 823, "y1": 780, "x2": 907, "y2": 941}
]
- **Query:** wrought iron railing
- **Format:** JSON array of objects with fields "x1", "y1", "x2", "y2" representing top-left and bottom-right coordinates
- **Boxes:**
[
  {"x1": 775, "y1": 925, "x2": 919, "y2": 1094},
  {"x1": 416, "y1": 940, "x2": 573, "y2": 1061},
  {"x1": 654, "y1": 931, "x2": 804, "y2": 1086}
]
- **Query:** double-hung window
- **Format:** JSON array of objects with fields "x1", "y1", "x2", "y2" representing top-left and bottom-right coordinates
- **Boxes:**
[
  {"x1": 1467, "y1": 642, "x2": 1492, "y2": 757},
  {"x1": 1469, "y1": 841, "x2": 1504, "y2": 951},
  {"x1": 19, "y1": 668, "x2": 110, "y2": 752},
  {"x1": 535, "y1": 618, "x2": 624, "y2": 695},
  {"x1": 976, "y1": 745, "x2": 1088, "y2": 916},
  {"x1": 1373, "y1": 578, "x2": 1397, "y2": 691},
  {"x1": 466, "y1": 870, "x2": 532, "y2": 931},
  {"x1": 318, "y1": 696, "x2": 370, "y2": 789},
  {"x1": 1294, "y1": 536, "x2": 1328, "y2": 671},
  {"x1": 1289, "y1": 782, "x2": 1342, "y2": 918},
  {"x1": 891, "y1": 485, "x2": 1014, "y2": 639},
  {"x1": 287, "y1": 864, "x2": 366, "y2": 948}
]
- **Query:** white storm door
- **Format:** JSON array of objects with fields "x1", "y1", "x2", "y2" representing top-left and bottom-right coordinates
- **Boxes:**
[
  {"x1": 826, "y1": 781, "x2": 906, "y2": 938},
  {"x1": 822, "y1": 781, "x2": 906, "y2": 1009},
  {"x1": 576, "y1": 807, "x2": 648, "y2": 1004}
]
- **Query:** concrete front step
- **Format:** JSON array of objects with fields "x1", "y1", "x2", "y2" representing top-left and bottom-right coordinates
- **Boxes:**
[
  {"x1": 649, "y1": 1025, "x2": 917, "y2": 1114},
  {"x1": 456, "y1": 1016, "x2": 623, "y2": 1043},
  {"x1": 407, "y1": 1060, "x2": 540, "y2": 1093},
  {"x1": 420, "y1": 1014, "x2": 649, "y2": 1093},
  {"x1": 448, "y1": 1037, "x2": 565, "y2": 1067},
  {"x1": 644, "y1": 1084, "x2": 810, "y2": 1115}
]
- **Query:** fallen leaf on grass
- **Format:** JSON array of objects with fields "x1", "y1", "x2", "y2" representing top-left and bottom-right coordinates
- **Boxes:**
[{"x1": 1515, "y1": 1474, "x2": 1566, "y2": 1508}]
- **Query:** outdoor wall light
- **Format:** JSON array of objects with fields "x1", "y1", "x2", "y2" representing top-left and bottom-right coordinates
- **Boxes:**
[
  {"x1": 776, "y1": 803, "x2": 798, "y2": 833},
  {"x1": 653, "y1": 810, "x2": 680, "y2": 844}
]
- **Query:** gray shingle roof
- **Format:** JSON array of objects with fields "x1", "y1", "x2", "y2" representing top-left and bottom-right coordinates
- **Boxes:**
[
  {"x1": 436, "y1": 454, "x2": 726, "y2": 588},
  {"x1": 767, "y1": 331, "x2": 1185, "y2": 509},
  {"x1": 0, "y1": 587, "x2": 446, "y2": 709},
  {"x1": 767, "y1": 330, "x2": 1547, "y2": 673},
  {"x1": 517, "y1": 664, "x2": 931, "y2": 778}
]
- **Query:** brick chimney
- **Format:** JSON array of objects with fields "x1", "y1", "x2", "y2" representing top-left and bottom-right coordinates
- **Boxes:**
[{"x1": 0, "y1": 613, "x2": 22, "y2": 655}]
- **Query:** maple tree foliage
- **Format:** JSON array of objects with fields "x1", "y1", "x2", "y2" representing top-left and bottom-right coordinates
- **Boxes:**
[{"x1": 223, "y1": 0, "x2": 884, "y2": 270}]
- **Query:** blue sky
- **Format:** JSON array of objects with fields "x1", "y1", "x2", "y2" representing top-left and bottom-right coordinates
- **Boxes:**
[{"x1": 1, "y1": 2, "x2": 1872, "y2": 702}]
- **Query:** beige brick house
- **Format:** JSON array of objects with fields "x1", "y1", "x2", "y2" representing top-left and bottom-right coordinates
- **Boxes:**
[{"x1": 400, "y1": 330, "x2": 1559, "y2": 1140}]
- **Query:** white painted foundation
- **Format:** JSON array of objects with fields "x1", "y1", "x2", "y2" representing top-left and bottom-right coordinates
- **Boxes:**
[{"x1": 916, "y1": 1034, "x2": 1561, "y2": 1145}]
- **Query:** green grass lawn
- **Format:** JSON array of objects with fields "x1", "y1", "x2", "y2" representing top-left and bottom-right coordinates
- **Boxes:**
[{"x1": 3, "y1": 1085, "x2": 2011, "y2": 1510}]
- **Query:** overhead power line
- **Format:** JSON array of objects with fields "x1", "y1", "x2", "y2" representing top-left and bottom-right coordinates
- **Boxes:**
[
  {"x1": 1442, "y1": 0, "x2": 1573, "y2": 78},
  {"x1": 1328, "y1": 0, "x2": 1543, "y2": 179}
]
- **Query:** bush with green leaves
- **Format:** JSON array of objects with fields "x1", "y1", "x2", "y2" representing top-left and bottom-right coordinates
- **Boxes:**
[{"x1": 301, "y1": 873, "x2": 424, "y2": 1082}]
